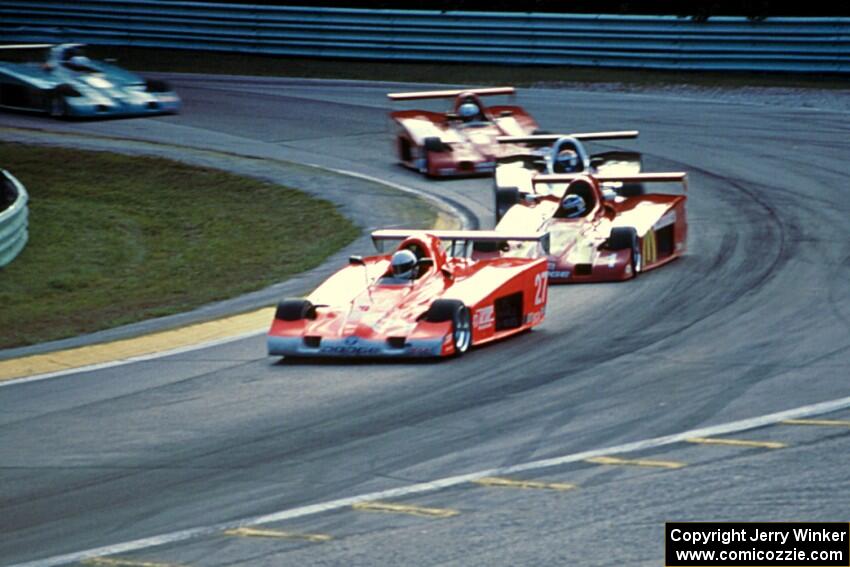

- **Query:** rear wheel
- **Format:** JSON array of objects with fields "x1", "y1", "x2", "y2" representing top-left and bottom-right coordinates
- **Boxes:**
[
  {"x1": 425, "y1": 299, "x2": 472, "y2": 356},
  {"x1": 616, "y1": 183, "x2": 645, "y2": 197}
]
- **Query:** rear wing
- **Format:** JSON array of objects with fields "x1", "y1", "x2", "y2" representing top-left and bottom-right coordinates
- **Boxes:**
[
  {"x1": 0, "y1": 44, "x2": 55, "y2": 50},
  {"x1": 371, "y1": 229, "x2": 550, "y2": 255},
  {"x1": 0, "y1": 44, "x2": 55, "y2": 62},
  {"x1": 497, "y1": 130, "x2": 639, "y2": 145},
  {"x1": 387, "y1": 87, "x2": 515, "y2": 101},
  {"x1": 534, "y1": 172, "x2": 688, "y2": 192}
]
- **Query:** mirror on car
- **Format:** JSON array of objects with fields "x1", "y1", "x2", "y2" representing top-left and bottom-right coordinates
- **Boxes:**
[{"x1": 349, "y1": 255, "x2": 365, "y2": 265}]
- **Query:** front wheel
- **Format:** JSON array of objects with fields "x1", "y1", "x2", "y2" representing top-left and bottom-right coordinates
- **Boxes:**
[
  {"x1": 606, "y1": 226, "x2": 641, "y2": 276},
  {"x1": 47, "y1": 94, "x2": 68, "y2": 119},
  {"x1": 425, "y1": 299, "x2": 472, "y2": 356},
  {"x1": 451, "y1": 304, "x2": 472, "y2": 356}
]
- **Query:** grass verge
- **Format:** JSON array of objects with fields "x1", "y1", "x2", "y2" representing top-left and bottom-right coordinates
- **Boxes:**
[
  {"x1": 90, "y1": 46, "x2": 850, "y2": 90},
  {"x1": 0, "y1": 142, "x2": 359, "y2": 349}
]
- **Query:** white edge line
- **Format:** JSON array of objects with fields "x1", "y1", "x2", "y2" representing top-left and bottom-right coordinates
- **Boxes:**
[
  {"x1": 0, "y1": 169, "x2": 464, "y2": 388},
  {"x1": 306, "y1": 164, "x2": 471, "y2": 231},
  {"x1": 12, "y1": 393, "x2": 850, "y2": 567}
]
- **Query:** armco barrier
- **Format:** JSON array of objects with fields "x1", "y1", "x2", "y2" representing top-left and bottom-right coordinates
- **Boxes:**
[
  {"x1": 0, "y1": 170, "x2": 29, "y2": 268},
  {"x1": 0, "y1": 1, "x2": 848, "y2": 72}
]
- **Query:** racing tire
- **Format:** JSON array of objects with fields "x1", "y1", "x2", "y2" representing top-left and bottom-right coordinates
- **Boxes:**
[
  {"x1": 425, "y1": 299, "x2": 472, "y2": 356},
  {"x1": 423, "y1": 137, "x2": 445, "y2": 152},
  {"x1": 495, "y1": 187, "x2": 520, "y2": 223},
  {"x1": 617, "y1": 183, "x2": 645, "y2": 198},
  {"x1": 46, "y1": 93, "x2": 68, "y2": 119},
  {"x1": 420, "y1": 148, "x2": 433, "y2": 176},
  {"x1": 606, "y1": 226, "x2": 640, "y2": 276},
  {"x1": 275, "y1": 299, "x2": 316, "y2": 321},
  {"x1": 422, "y1": 138, "x2": 444, "y2": 177}
]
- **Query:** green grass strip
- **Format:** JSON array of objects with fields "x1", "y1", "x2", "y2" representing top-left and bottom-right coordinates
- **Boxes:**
[{"x1": 0, "y1": 142, "x2": 359, "y2": 349}]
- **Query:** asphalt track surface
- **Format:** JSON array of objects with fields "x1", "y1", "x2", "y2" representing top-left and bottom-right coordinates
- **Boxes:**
[{"x1": 2, "y1": 76, "x2": 849, "y2": 566}]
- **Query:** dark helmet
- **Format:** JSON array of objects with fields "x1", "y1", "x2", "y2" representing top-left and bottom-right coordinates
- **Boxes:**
[
  {"x1": 554, "y1": 149, "x2": 580, "y2": 173},
  {"x1": 560, "y1": 194, "x2": 586, "y2": 218}
]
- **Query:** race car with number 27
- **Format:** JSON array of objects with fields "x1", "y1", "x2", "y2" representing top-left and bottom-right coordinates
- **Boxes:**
[{"x1": 268, "y1": 229, "x2": 550, "y2": 359}]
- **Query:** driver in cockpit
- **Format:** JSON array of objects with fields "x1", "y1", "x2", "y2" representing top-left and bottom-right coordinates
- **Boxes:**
[
  {"x1": 457, "y1": 99, "x2": 487, "y2": 125},
  {"x1": 560, "y1": 194, "x2": 587, "y2": 218},
  {"x1": 553, "y1": 148, "x2": 581, "y2": 174},
  {"x1": 381, "y1": 249, "x2": 419, "y2": 284}
]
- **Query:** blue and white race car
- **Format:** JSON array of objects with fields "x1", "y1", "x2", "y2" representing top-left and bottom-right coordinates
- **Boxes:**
[{"x1": 0, "y1": 43, "x2": 181, "y2": 119}]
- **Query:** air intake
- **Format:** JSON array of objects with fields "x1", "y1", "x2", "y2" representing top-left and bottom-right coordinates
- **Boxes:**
[{"x1": 574, "y1": 264, "x2": 593, "y2": 276}]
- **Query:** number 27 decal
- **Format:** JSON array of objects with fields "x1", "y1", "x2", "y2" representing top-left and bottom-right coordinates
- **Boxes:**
[{"x1": 534, "y1": 271, "x2": 548, "y2": 305}]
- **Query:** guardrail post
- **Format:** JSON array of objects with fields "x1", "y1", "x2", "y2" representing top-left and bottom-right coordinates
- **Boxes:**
[{"x1": 0, "y1": 170, "x2": 30, "y2": 268}]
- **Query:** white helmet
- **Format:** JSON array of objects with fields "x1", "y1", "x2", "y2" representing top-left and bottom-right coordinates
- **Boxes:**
[
  {"x1": 561, "y1": 194, "x2": 586, "y2": 218},
  {"x1": 390, "y1": 249, "x2": 418, "y2": 280},
  {"x1": 458, "y1": 102, "x2": 480, "y2": 121},
  {"x1": 69, "y1": 55, "x2": 93, "y2": 69},
  {"x1": 554, "y1": 149, "x2": 580, "y2": 173}
]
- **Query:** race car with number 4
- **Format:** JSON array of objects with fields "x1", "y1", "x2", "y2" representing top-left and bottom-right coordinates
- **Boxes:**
[
  {"x1": 495, "y1": 172, "x2": 688, "y2": 283},
  {"x1": 268, "y1": 229, "x2": 550, "y2": 359},
  {"x1": 388, "y1": 86, "x2": 542, "y2": 178},
  {"x1": 493, "y1": 130, "x2": 643, "y2": 221}
]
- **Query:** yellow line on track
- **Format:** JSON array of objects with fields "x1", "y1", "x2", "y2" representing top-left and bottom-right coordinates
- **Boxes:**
[
  {"x1": 473, "y1": 476, "x2": 576, "y2": 491},
  {"x1": 223, "y1": 527, "x2": 332, "y2": 542},
  {"x1": 0, "y1": 209, "x2": 458, "y2": 384},
  {"x1": 0, "y1": 308, "x2": 274, "y2": 382},
  {"x1": 81, "y1": 558, "x2": 182, "y2": 567},
  {"x1": 781, "y1": 418, "x2": 850, "y2": 427},
  {"x1": 585, "y1": 456, "x2": 686, "y2": 469},
  {"x1": 352, "y1": 501, "x2": 459, "y2": 518},
  {"x1": 686, "y1": 437, "x2": 786, "y2": 449}
]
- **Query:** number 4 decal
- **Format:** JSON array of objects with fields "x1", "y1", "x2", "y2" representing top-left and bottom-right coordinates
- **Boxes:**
[{"x1": 534, "y1": 271, "x2": 548, "y2": 305}]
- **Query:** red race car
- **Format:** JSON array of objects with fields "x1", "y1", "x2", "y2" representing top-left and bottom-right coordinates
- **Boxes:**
[
  {"x1": 388, "y1": 86, "x2": 540, "y2": 178},
  {"x1": 495, "y1": 172, "x2": 688, "y2": 283},
  {"x1": 267, "y1": 229, "x2": 550, "y2": 359},
  {"x1": 492, "y1": 131, "x2": 643, "y2": 221}
]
